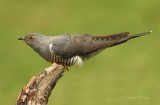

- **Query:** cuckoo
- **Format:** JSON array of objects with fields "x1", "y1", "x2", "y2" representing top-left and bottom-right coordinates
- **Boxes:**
[{"x1": 18, "y1": 31, "x2": 152, "y2": 66}]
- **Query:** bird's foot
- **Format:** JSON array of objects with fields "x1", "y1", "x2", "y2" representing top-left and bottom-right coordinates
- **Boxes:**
[
  {"x1": 63, "y1": 64, "x2": 69, "y2": 71},
  {"x1": 55, "y1": 62, "x2": 69, "y2": 71}
]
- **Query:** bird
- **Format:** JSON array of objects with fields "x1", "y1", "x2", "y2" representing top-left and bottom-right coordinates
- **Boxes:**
[{"x1": 18, "y1": 31, "x2": 152, "y2": 67}]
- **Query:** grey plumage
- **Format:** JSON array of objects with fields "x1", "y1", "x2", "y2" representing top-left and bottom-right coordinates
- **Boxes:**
[{"x1": 18, "y1": 31, "x2": 152, "y2": 66}]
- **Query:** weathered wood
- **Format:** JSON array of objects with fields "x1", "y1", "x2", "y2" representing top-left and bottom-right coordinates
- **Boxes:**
[{"x1": 16, "y1": 63, "x2": 64, "y2": 105}]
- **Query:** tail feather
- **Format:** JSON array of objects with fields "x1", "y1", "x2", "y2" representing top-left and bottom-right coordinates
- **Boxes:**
[
  {"x1": 128, "y1": 31, "x2": 152, "y2": 39},
  {"x1": 116, "y1": 31, "x2": 152, "y2": 44},
  {"x1": 82, "y1": 31, "x2": 152, "y2": 59},
  {"x1": 93, "y1": 32, "x2": 129, "y2": 41}
]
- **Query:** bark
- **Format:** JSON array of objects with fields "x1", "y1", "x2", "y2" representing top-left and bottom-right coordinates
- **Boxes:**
[{"x1": 16, "y1": 63, "x2": 65, "y2": 105}]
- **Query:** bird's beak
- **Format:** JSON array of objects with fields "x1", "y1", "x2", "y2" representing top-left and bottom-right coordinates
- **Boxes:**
[{"x1": 18, "y1": 37, "x2": 24, "y2": 40}]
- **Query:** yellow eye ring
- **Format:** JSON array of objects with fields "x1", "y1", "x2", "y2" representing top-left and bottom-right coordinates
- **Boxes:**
[{"x1": 29, "y1": 36, "x2": 35, "y2": 40}]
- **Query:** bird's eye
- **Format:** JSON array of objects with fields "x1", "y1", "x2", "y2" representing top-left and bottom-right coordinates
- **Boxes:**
[{"x1": 29, "y1": 36, "x2": 35, "y2": 40}]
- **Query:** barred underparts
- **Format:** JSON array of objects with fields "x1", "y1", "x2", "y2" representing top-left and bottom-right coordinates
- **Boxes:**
[{"x1": 51, "y1": 55, "x2": 84, "y2": 66}]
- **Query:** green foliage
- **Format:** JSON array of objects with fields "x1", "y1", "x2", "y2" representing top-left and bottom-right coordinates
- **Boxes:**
[{"x1": 0, "y1": 0, "x2": 159, "y2": 105}]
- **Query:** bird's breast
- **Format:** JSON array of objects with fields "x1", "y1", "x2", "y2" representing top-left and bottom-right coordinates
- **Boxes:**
[{"x1": 51, "y1": 55, "x2": 84, "y2": 66}]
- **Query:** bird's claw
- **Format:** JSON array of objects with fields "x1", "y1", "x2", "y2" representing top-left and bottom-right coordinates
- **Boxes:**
[
  {"x1": 55, "y1": 62, "x2": 69, "y2": 71},
  {"x1": 63, "y1": 65, "x2": 69, "y2": 71}
]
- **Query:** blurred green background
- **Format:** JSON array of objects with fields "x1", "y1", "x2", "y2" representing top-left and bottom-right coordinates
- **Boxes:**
[{"x1": 0, "y1": 0, "x2": 159, "y2": 105}]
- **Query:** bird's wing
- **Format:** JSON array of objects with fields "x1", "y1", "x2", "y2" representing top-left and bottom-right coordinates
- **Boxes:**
[
  {"x1": 51, "y1": 34, "x2": 93, "y2": 58},
  {"x1": 51, "y1": 32, "x2": 130, "y2": 58}
]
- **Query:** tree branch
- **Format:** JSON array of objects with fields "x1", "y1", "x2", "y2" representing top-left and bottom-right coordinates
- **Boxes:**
[{"x1": 16, "y1": 63, "x2": 65, "y2": 105}]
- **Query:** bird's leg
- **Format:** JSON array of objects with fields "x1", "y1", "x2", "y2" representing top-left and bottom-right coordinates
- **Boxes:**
[
  {"x1": 54, "y1": 62, "x2": 69, "y2": 71},
  {"x1": 63, "y1": 64, "x2": 69, "y2": 71}
]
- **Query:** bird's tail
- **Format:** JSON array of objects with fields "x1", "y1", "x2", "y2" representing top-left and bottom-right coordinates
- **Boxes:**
[
  {"x1": 127, "y1": 31, "x2": 152, "y2": 39},
  {"x1": 115, "y1": 31, "x2": 152, "y2": 45}
]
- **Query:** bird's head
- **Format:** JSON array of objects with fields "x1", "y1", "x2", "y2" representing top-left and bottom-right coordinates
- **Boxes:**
[{"x1": 18, "y1": 33, "x2": 45, "y2": 46}]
